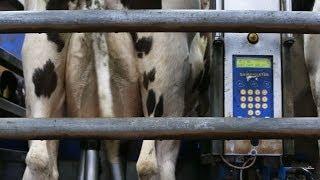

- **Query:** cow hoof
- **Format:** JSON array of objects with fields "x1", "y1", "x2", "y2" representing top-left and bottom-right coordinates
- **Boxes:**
[
  {"x1": 136, "y1": 159, "x2": 158, "y2": 180},
  {"x1": 25, "y1": 150, "x2": 50, "y2": 173}
]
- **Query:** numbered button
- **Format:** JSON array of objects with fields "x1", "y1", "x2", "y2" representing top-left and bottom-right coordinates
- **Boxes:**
[
  {"x1": 255, "y1": 90, "x2": 261, "y2": 95},
  {"x1": 255, "y1": 97, "x2": 261, "y2": 102},
  {"x1": 248, "y1": 96, "x2": 254, "y2": 102},
  {"x1": 262, "y1": 103, "x2": 268, "y2": 109},
  {"x1": 255, "y1": 103, "x2": 261, "y2": 109},
  {"x1": 248, "y1": 110, "x2": 254, "y2": 116},
  {"x1": 262, "y1": 96, "x2": 268, "y2": 102},
  {"x1": 240, "y1": 89, "x2": 246, "y2": 95},
  {"x1": 262, "y1": 90, "x2": 268, "y2": 95},
  {"x1": 255, "y1": 110, "x2": 261, "y2": 116},
  {"x1": 241, "y1": 96, "x2": 246, "y2": 102},
  {"x1": 241, "y1": 103, "x2": 247, "y2": 109},
  {"x1": 248, "y1": 103, "x2": 254, "y2": 109},
  {"x1": 248, "y1": 89, "x2": 254, "y2": 95}
]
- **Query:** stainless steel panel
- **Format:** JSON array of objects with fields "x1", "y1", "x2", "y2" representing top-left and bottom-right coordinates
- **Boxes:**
[{"x1": 224, "y1": 0, "x2": 283, "y2": 156}]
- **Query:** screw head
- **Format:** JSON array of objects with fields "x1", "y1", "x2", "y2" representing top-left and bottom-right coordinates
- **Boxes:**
[{"x1": 247, "y1": 33, "x2": 259, "y2": 44}]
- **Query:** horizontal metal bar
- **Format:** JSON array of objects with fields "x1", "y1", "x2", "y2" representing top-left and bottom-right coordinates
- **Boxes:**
[
  {"x1": 0, "y1": 117, "x2": 318, "y2": 140},
  {"x1": 0, "y1": 10, "x2": 320, "y2": 33},
  {"x1": 0, "y1": 48, "x2": 23, "y2": 76},
  {"x1": 0, "y1": 97, "x2": 25, "y2": 117}
]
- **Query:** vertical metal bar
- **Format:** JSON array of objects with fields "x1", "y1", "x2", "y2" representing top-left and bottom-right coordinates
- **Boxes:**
[
  {"x1": 280, "y1": 0, "x2": 295, "y2": 157},
  {"x1": 78, "y1": 149, "x2": 86, "y2": 180},
  {"x1": 214, "y1": 0, "x2": 224, "y2": 42},
  {"x1": 282, "y1": 37, "x2": 295, "y2": 156},
  {"x1": 211, "y1": 0, "x2": 224, "y2": 156},
  {"x1": 283, "y1": 0, "x2": 295, "y2": 43},
  {"x1": 85, "y1": 150, "x2": 99, "y2": 180},
  {"x1": 200, "y1": 2, "x2": 224, "y2": 177},
  {"x1": 210, "y1": 41, "x2": 224, "y2": 156},
  {"x1": 111, "y1": 163, "x2": 123, "y2": 180},
  {"x1": 280, "y1": 1, "x2": 296, "y2": 159},
  {"x1": 84, "y1": 140, "x2": 99, "y2": 180}
]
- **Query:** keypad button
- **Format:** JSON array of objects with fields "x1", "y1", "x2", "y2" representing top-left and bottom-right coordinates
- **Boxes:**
[
  {"x1": 251, "y1": 81, "x2": 258, "y2": 88},
  {"x1": 248, "y1": 89, "x2": 254, "y2": 95},
  {"x1": 241, "y1": 96, "x2": 246, "y2": 102},
  {"x1": 248, "y1": 103, "x2": 254, "y2": 109},
  {"x1": 240, "y1": 89, "x2": 246, "y2": 95},
  {"x1": 262, "y1": 103, "x2": 268, "y2": 109},
  {"x1": 248, "y1": 110, "x2": 254, "y2": 116},
  {"x1": 255, "y1": 103, "x2": 261, "y2": 109},
  {"x1": 255, "y1": 110, "x2": 261, "y2": 116},
  {"x1": 241, "y1": 103, "x2": 247, "y2": 109},
  {"x1": 262, "y1": 90, "x2": 268, "y2": 95},
  {"x1": 248, "y1": 96, "x2": 254, "y2": 102},
  {"x1": 255, "y1": 90, "x2": 261, "y2": 95},
  {"x1": 255, "y1": 97, "x2": 261, "y2": 102},
  {"x1": 262, "y1": 96, "x2": 268, "y2": 102},
  {"x1": 237, "y1": 81, "x2": 245, "y2": 88},
  {"x1": 264, "y1": 81, "x2": 271, "y2": 88}
]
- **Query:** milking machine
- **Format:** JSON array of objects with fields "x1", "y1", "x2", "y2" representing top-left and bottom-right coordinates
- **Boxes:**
[{"x1": 201, "y1": 0, "x2": 318, "y2": 179}]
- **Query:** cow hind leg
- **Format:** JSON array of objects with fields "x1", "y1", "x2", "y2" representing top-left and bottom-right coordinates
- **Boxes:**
[
  {"x1": 22, "y1": 32, "x2": 68, "y2": 179},
  {"x1": 137, "y1": 140, "x2": 159, "y2": 180},
  {"x1": 23, "y1": 140, "x2": 59, "y2": 180},
  {"x1": 157, "y1": 140, "x2": 180, "y2": 180}
]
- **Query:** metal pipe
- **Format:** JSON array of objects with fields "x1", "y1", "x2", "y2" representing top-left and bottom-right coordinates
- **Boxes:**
[
  {"x1": 0, "y1": 10, "x2": 320, "y2": 33},
  {"x1": 0, "y1": 118, "x2": 318, "y2": 139},
  {"x1": 215, "y1": 0, "x2": 223, "y2": 10},
  {"x1": 214, "y1": 0, "x2": 224, "y2": 42},
  {"x1": 84, "y1": 150, "x2": 99, "y2": 180},
  {"x1": 285, "y1": 0, "x2": 293, "y2": 11},
  {"x1": 78, "y1": 149, "x2": 86, "y2": 180},
  {"x1": 283, "y1": 0, "x2": 295, "y2": 44}
]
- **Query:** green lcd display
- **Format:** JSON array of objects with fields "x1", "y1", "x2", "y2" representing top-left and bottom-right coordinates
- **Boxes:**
[{"x1": 236, "y1": 57, "x2": 271, "y2": 68}]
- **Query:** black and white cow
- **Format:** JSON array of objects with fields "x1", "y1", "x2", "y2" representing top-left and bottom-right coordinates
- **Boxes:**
[{"x1": 21, "y1": 0, "x2": 209, "y2": 179}]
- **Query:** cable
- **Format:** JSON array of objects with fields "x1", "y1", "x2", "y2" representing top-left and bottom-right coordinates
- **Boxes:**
[
  {"x1": 220, "y1": 155, "x2": 257, "y2": 170},
  {"x1": 239, "y1": 157, "x2": 255, "y2": 180}
]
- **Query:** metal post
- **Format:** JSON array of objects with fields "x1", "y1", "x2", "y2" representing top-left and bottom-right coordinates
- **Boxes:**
[
  {"x1": 283, "y1": 0, "x2": 295, "y2": 44},
  {"x1": 281, "y1": 0, "x2": 296, "y2": 157},
  {"x1": 84, "y1": 140, "x2": 99, "y2": 180},
  {"x1": 214, "y1": 0, "x2": 224, "y2": 42},
  {"x1": 200, "y1": 0, "x2": 224, "y2": 171},
  {"x1": 85, "y1": 150, "x2": 99, "y2": 180},
  {"x1": 78, "y1": 149, "x2": 86, "y2": 180}
]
